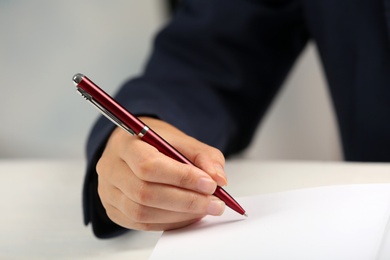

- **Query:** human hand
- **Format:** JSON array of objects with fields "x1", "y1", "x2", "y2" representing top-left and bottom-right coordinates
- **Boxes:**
[{"x1": 96, "y1": 117, "x2": 227, "y2": 231}]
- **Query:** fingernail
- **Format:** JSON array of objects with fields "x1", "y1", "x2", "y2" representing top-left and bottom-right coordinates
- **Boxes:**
[
  {"x1": 214, "y1": 164, "x2": 228, "y2": 186},
  {"x1": 207, "y1": 198, "x2": 225, "y2": 215},
  {"x1": 197, "y1": 177, "x2": 216, "y2": 194}
]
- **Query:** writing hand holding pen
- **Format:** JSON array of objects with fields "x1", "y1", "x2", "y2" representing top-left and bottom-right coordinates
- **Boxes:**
[
  {"x1": 97, "y1": 117, "x2": 228, "y2": 231},
  {"x1": 73, "y1": 74, "x2": 246, "y2": 231}
]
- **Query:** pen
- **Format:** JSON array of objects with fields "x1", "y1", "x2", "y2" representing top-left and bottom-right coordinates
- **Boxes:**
[{"x1": 72, "y1": 73, "x2": 247, "y2": 217}]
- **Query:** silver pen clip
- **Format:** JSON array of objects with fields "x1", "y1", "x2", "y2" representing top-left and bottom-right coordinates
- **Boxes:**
[{"x1": 76, "y1": 87, "x2": 135, "y2": 136}]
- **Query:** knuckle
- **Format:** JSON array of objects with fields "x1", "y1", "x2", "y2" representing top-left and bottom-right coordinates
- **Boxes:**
[
  {"x1": 136, "y1": 156, "x2": 159, "y2": 179},
  {"x1": 134, "y1": 222, "x2": 155, "y2": 231},
  {"x1": 212, "y1": 148, "x2": 225, "y2": 162},
  {"x1": 193, "y1": 146, "x2": 225, "y2": 167},
  {"x1": 97, "y1": 182, "x2": 104, "y2": 197},
  {"x1": 177, "y1": 165, "x2": 196, "y2": 187},
  {"x1": 103, "y1": 204, "x2": 123, "y2": 227},
  {"x1": 96, "y1": 157, "x2": 108, "y2": 177},
  {"x1": 105, "y1": 207, "x2": 117, "y2": 222},
  {"x1": 129, "y1": 204, "x2": 149, "y2": 223},
  {"x1": 134, "y1": 182, "x2": 153, "y2": 204},
  {"x1": 205, "y1": 146, "x2": 225, "y2": 163},
  {"x1": 96, "y1": 179, "x2": 110, "y2": 203},
  {"x1": 184, "y1": 193, "x2": 199, "y2": 212}
]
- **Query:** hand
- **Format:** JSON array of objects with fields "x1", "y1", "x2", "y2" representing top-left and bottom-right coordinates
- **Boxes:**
[{"x1": 96, "y1": 117, "x2": 228, "y2": 231}]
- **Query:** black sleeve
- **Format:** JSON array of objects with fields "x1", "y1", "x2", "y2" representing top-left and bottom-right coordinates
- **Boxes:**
[{"x1": 83, "y1": 0, "x2": 309, "y2": 238}]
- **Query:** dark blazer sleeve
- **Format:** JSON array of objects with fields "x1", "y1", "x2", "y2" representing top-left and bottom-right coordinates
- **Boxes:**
[{"x1": 84, "y1": 0, "x2": 310, "y2": 238}]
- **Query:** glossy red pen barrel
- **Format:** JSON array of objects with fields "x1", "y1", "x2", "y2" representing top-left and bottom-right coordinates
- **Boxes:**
[{"x1": 73, "y1": 73, "x2": 246, "y2": 216}]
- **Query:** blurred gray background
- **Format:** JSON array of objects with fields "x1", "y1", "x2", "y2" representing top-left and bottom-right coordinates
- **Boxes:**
[{"x1": 0, "y1": 1, "x2": 342, "y2": 160}]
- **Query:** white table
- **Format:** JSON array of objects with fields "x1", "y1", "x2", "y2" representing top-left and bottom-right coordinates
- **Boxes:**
[{"x1": 1, "y1": 160, "x2": 389, "y2": 259}]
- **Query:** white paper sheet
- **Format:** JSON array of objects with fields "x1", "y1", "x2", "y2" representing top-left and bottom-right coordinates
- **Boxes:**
[{"x1": 150, "y1": 184, "x2": 390, "y2": 260}]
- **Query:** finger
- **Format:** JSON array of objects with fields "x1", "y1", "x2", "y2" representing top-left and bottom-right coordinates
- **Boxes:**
[
  {"x1": 157, "y1": 131, "x2": 227, "y2": 186},
  {"x1": 120, "y1": 168, "x2": 225, "y2": 215},
  {"x1": 102, "y1": 186, "x2": 206, "y2": 224},
  {"x1": 105, "y1": 204, "x2": 203, "y2": 231},
  {"x1": 99, "y1": 179, "x2": 208, "y2": 230},
  {"x1": 98, "y1": 158, "x2": 225, "y2": 216},
  {"x1": 122, "y1": 139, "x2": 218, "y2": 195},
  {"x1": 190, "y1": 149, "x2": 227, "y2": 186}
]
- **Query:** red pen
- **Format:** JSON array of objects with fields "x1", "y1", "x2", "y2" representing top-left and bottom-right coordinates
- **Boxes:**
[{"x1": 72, "y1": 73, "x2": 247, "y2": 217}]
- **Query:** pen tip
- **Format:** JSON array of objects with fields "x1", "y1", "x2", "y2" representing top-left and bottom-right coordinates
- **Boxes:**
[{"x1": 244, "y1": 213, "x2": 248, "y2": 217}]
